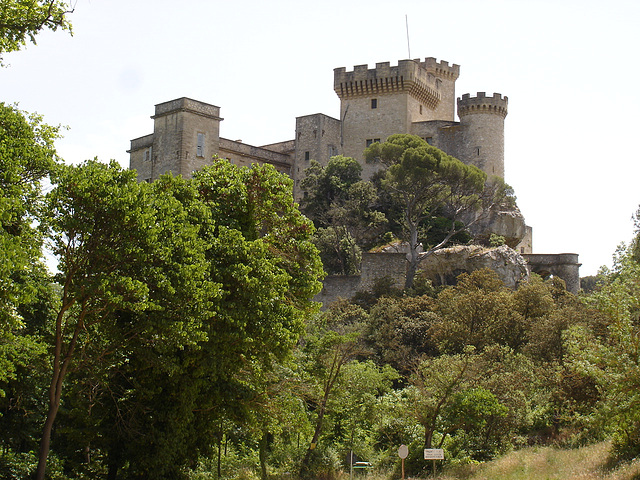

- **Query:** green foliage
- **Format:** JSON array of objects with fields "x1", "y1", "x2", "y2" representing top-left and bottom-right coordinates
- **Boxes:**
[
  {"x1": 300, "y1": 157, "x2": 386, "y2": 275},
  {"x1": 0, "y1": 0, "x2": 73, "y2": 65},
  {"x1": 365, "y1": 135, "x2": 489, "y2": 289},
  {"x1": 0, "y1": 104, "x2": 59, "y2": 392},
  {"x1": 566, "y1": 243, "x2": 640, "y2": 461},
  {"x1": 489, "y1": 233, "x2": 506, "y2": 247}
]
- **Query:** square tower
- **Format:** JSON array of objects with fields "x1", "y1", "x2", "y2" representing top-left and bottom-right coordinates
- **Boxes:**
[
  {"x1": 334, "y1": 58, "x2": 459, "y2": 179},
  {"x1": 129, "y1": 98, "x2": 223, "y2": 182}
]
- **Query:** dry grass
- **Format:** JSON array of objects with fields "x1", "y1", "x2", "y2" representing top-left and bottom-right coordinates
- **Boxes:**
[{"x1": 431, "y1": 441, "x2": 640, "y2": 480}]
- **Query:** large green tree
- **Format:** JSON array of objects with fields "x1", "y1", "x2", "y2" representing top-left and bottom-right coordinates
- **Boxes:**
[
  {"x1": 35, "y1": 160, "x2": 216, "y2": 480},
  {"x1": 364, "y1": 134, "x2": 508, "y2": 289},
  {"x1": 0, "y1": 0, "x2": 73, "y2": 65},
  {"x1": 0, "y1": 103, "x2": 58, "y2": 394},
  {"x1": 54, "y1": 159, "x2": 324, "y2": 480}
]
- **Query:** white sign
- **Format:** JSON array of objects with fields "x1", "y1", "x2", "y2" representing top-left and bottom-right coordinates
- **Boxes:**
[
  {"x1": 398, "y1": 444, "x2": 409, "y2": 459},
  {"x1": 423, "y1": 448, "x2": 444, "y2": 460}
]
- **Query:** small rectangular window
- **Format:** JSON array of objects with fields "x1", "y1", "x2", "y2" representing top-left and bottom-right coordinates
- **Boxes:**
[
  {"x1": 304, "y1": 151, "x2": 310, "y2": 161},
  {"x1": 374, "y1": 138, "x2": 380, "y2": 144},
  {"x1": 366, "y1": 139, "x2": 373, "y2": 148},
  {"x1": 426, "y1": 137, "x2": 433, "y2": 145},
  {"x1": 197, "y1": 133, "x2": 205, "y2": 157},
  {"x1": 371, "y1": 98, "x2": 377, "y2": 109},
  {"x1": 143, "y1": 147, "x2": 152, "y2": 162}
]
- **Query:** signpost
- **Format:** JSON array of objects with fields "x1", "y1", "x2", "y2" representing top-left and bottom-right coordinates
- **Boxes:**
[
  {"x1": 398, "y1": 445, "x2": 409, "y2": 480},
  {"x1": 424, "y1": 448, "x2": 444, "y2": 475}
]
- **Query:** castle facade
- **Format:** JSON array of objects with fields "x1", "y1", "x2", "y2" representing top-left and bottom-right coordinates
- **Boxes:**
[
  {"x1": 129, "y1": 57, "x2": 508, "y2": 199},
  {"x1": 128, "y1": 56, "x2": 583, "y2": 292}
]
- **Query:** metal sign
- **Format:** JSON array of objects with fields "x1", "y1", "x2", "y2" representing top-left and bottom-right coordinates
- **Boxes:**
[
  {"x1": 398, "y1": 444, "x2": 409, "y2": 459},
  {"x1": 423, "y1": 448, "x2": 444, "y2": 460}
]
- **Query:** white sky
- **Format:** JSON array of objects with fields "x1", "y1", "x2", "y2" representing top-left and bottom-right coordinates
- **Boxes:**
[{"x1": 1, "y1": 0, "x2": 638, "y2": 277}]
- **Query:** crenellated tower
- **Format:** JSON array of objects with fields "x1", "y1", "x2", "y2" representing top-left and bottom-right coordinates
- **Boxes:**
[
  {"x1": 333, "y1": 58, "x2": 459, "y2": 179},
  {"x1": 457, "y1": 92, "x2": 508, "y2": 178}
]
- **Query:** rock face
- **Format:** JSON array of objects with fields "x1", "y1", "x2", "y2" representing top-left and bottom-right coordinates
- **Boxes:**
[
  {"x1": 417, "y1": 244, "x2": 529, "y2": 288},
  {"x1": 467, "y1": 205, "x2": 529, "y2": 248}
]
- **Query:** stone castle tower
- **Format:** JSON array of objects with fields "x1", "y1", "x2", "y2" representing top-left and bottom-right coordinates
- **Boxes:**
[{"x1": 290, "y1": 58, "x2": 509, "y2": 196}]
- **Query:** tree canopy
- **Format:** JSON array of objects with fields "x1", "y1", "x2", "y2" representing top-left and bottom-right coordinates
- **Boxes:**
[{"x1": 0, "y1": 0, "x2": 73, "y2": 65}]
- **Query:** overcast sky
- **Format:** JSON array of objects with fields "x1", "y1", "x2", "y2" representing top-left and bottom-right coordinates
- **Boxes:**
[{"x1": 1, "y1": 0, "x2": 638, "y2": 276}]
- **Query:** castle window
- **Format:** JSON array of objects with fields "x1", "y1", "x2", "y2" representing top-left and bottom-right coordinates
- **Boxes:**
[
  {"x1": 371, "y1": 98, "x2": 378, "y2": 109},
  {"x1": 425, "y1": 137, "x2": 433, "y2": 145},
  {"x1": 476, "y1": 147, "x2": 481, "y2": 156},
  {"x1": 196, "y1": 133, "x2": 205, "y2": 157},
  {"x1": 304, "y1": 151, "x2": 310, "y2": 161},
  {"x1": 143, "y1": 147, "x2": 152, "y2": 162},
  {"x1": 328, "y1": 145, "x2": 337, "y2": 157},
  {"x1": 420, "y1": 105, "x2": 423, "y2": 115},
  {"x1": 366, "y1": 139, "x2": 373, "y2": 148}
]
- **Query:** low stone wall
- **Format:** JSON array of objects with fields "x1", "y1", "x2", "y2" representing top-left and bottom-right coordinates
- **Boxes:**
[{"x1": 314, "y1": 247, "x2": 581, "y2": 308}]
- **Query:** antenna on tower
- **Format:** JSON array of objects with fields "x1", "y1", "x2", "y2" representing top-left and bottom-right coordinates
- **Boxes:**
[{"x1": 405, "y1": 15, "x2": 411, "y2": 58}]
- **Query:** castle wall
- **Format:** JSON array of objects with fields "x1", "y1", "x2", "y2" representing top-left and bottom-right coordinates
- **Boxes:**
[
  {"x1": 313, "y1": 252, "x2": 406, "y2": 306},
  {"x1": 128, "y1": 134, "x2": 154, "y2": 182},
  {"x1": 218, "y1": 138, "x2": 293, "y2": 174},
  {"x1": 523, "y1": 253, "x2": 581, "y2": 294}
]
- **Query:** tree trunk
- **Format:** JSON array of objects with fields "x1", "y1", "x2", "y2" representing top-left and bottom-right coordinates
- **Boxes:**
[
  {"x1": 405, "y1": 219, "x2": 420, "y2": 290},
  {"x1": 35, "y1": 400, "x2": 59, "y2": 480},
  {"x1": 259, "y1": 433, "x2": 268, "y2": 480}
]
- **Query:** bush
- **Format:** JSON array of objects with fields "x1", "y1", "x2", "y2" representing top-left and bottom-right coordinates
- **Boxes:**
[{"x1": 299, "y1": 446, "x2": 340, "y2": 480}]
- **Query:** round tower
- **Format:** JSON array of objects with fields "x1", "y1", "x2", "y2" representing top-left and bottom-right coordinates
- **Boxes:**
[{"x1": 457, "y1": 92, "x2": 508, "y2": 179}]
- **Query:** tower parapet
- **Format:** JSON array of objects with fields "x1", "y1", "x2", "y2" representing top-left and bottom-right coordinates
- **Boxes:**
[
  {"x1": 334, "y1": 58, "x2": 459, "y2": 110},
  {"x1": 423, "y1": 57, "x2": 460, "y2": 80},
  {"x1": 457, "y1": 92, "x2": 508, "y2": 118}
]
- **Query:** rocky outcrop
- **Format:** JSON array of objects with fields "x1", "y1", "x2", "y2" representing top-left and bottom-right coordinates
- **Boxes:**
[
  {"x1": 417, "y1": 244, "x2": 529, "y2": 288},
  {"x1": 467, "y1": 205, "x2": 529, "y2": 248}
]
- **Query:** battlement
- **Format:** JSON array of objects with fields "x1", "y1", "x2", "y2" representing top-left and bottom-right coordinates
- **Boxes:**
[
  {"x1": 422, "y1": 57, "x2": 460, "y2": 79},
  {"x1": 457, "y1": 92, "x2": 508, "y2": 118},
  {"x1": 334, "y1": 58, "x2": 459, "y2": 109},
  {"x1": 152, "y1": 97, "x2": 223, "y2": 121}
]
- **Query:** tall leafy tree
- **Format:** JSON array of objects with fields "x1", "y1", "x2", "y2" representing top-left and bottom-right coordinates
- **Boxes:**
[
  {"x1": 567, "y1": 241, "x2": 640, "y2": 460},
  {"x1": 35, "y1": 161, "x2": 216, "y2": 480},
  {"x1": 73, "y1": 160, "x2": 324, "y2": 479},
  {"x1": 0, "y1": 104, "x2": 59, "y2": 467},
  {"x1": 364, "y1": 134, "x2": 508, "y2": 289},
  {"x1": 0, "y1": 104, "x2": 58, "y2": 392}
]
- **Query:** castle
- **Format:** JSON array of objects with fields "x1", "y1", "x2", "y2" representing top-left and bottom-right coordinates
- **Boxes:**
[{"x1": 128, "y1": 57, "x2": 581, "y2": 293}]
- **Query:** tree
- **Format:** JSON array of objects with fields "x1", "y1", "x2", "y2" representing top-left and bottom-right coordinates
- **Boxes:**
[
  {"x1": 0, "y1": 103, "x2": 59, "y2": 398},
  {"x1": 35, "y1": 161, "x2": 216, "y2": 480},
  {"x1": 298, "y1": 301, "x2": 368, "y2": 478},
  {"x1": 365, "y1": 134, "x2": 508, "y2": 289},
  {"x1": 431, "y1": 269, "x2": 525, "y2": 353},
  {"x1": 300, "y1": 157, "x2": 386, "y2": 275},
  {"x1": 53, "y1": 160, "x2": 323, "y2": 480},
  {"x1": 566, "y1": 242, "x2": 640, "y2": 460},
  {"x1": 0, "y1": 0, "x2": 73, "y2": 65}
]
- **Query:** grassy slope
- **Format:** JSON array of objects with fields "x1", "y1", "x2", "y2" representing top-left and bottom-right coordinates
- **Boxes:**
[{"x1": 435, "y1": 442, "x2": 640, "y2": 480}]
